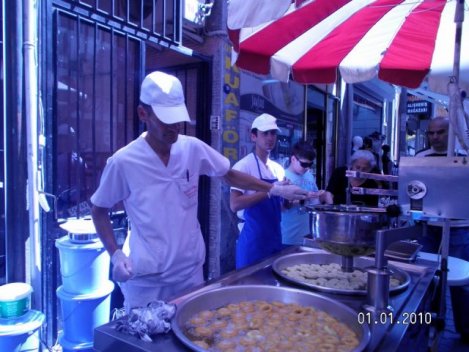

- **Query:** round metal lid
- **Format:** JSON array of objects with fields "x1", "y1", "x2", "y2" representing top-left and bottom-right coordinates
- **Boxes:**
[{"x1": 59, "y1": 218, "x2": 99, "y2": 243}]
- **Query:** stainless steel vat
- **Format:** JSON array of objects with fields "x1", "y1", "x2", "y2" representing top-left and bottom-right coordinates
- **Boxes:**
[
  {"x1": 172, "y1": 285, "x2": 370, "y2": 352},
  {"x1": 310, "y1": 207, "x2": 388, "y2": 256}
]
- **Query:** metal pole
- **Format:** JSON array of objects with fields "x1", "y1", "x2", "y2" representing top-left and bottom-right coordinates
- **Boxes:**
[
  {"x1": 447, "y1": 0, "x2": 464, "y2": 156},
  {"x1": 24, "y1": 0, "x2": 42, "y2": 309},
  {"x1": 303, "y1": 85, "x2": 308, "y2": 139}
]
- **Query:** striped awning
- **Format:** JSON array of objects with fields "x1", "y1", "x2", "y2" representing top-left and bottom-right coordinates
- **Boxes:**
[{"x1": 228, "y1": 0, "x2": 469, "y2": 95}]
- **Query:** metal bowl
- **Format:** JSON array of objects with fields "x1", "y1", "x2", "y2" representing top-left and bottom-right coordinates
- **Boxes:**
[
  {"x1": 68, "y1": 232, "x2": 100, "y2": 243},
  {"x1": 272, "y1": 252, "x2": 410, "y2": 296},
  {"x1": 172, "y1": 285, "x2": 370, "y2": 352},
  {"x1": 311, "y1": 210, "x2": 388, "y2": 256}
]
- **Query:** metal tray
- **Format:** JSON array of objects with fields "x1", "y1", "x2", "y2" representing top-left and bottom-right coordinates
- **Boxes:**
[
  {"x1": 384, "y1": 241, "x2": 423, "y2": 262},
  {"x1": 272, "y1": 252, "x2": 410, "y2": 296},
  {"x1": 172, "y1": 285, "x2": 370, "y2": 352}
]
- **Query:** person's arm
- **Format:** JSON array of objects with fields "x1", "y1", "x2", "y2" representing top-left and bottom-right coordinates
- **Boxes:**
[
  {"x1": 223, "y1": 169, "x2": 271, "y2": 193},
  {"x1": 224, "y1": 169, "x2": 308, "y2": 203},
  {"x1": 91, "y1": 204, "x2": 133, "y2": 282},
  {"x1": 91, "y1": 205, "x2": 119, "y2": 256},
  {"x1": 227, "y1": 169, "x2": 275, "y2": 212},
  {"x1": 230, "y1": 188, "x2": 269, "y2": 212}
]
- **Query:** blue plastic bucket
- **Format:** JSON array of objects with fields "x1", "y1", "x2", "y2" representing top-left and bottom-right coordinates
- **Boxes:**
[
  {"x1": 59, "y1": 334, "x2": 94, "y2": 352},
  {"x1": 57, "y1": 281, "x2": 114, "y2": 344},
  {"x1": 55, "y1": 235, "x2": 110, "y2": 294},
  {"x1": 0, "y1": 310, "x2": 45, "y2": 352}
]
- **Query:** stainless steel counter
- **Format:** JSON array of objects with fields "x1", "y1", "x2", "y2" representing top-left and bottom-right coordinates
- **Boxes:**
[{"x1": 94, "y1": 246, "x2": 438, "y2": 352}]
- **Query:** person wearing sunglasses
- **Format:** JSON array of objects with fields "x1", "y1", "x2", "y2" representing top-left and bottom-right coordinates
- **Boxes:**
[{"x1": 281, "y1": 141, "x2": 331, "y2": 246}]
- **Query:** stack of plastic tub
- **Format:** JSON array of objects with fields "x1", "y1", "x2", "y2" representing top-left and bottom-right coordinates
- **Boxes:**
[
  {"x1": 0, "y1": 283, "x2": 45, "y2": 351},
  {"x1": 56, "y1": 219, "x2": 113, "y2": 352}
]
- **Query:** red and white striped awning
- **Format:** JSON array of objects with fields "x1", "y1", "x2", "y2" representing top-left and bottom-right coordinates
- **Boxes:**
[{"x1": 228, "y1": 0, "x2": 469, "y2": 95}]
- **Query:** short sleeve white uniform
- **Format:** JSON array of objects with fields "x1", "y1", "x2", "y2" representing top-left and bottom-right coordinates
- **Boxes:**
[{"x1": 91, "y1": 133, "x2": 230, "y2": 287}]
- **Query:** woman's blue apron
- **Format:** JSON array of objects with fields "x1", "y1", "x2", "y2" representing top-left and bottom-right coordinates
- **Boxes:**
[{"x1": 236, "y1": 153, "x2": 282, "y2": 269}]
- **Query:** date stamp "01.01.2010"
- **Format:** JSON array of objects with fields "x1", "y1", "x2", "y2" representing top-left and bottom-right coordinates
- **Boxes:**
[{"x1": 357, "y1": 311, "x2": 433, "y2": 326}]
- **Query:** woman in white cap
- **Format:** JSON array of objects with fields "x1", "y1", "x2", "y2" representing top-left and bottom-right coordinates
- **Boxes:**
[{"x1": 90, "y1": 72, "x2": 308, "y2": 311}]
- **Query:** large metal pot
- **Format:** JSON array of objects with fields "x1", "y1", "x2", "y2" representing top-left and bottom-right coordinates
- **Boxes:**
[
  {"x1": 311, "y1": 207, "x2": 388, "y2": 256},
  {"x1": 172, "y1": 285, "x2": 370, "y2": 352}
]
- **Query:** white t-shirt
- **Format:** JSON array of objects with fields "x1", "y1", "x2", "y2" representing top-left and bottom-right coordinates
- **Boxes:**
[
  {"x1": 281, "y1": 168, "x2": 318, "y2": 245},
  {"x1": 415, "y1": 147, "x2": 467, "y2": 157},
  {"x1": 231, "y1": 152, "x2": 284, "y2": 221},
  {"x1": 91, "y1": 133, "x2": 230, "y2": 286}
]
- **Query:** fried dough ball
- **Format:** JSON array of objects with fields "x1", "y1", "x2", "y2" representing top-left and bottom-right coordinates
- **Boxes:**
[
  {"x1": 318, "y1": 343, "x2": 336, "y2": 352},
  {"x1": 216, "y1": 339, "x2": 236, "y2": 351},
  {"x1": 227, "y1": 303, "x2": 240, "y2": 312},
  {"x1": 210, "y1": 319, "x2": 228, "y2": 330},
  {"x1": 239, "y1": 335, "x2": 257, "y2": 347},
  {"x1": 231, "y1": 312, "x2": 246, "y2": 322},
  {"x1": 248, "y1": 317, "x2": 263, "y2": 329},
  {"x1": 193, "y1": 326, "x2": 212, "y2": 338},
  {"x1": 220, "y1": 326, "x2": 239, "y2": 338},
  {"x1": 342, "y1": 334, "x2": 360, "y2": 347},
  {"x1": 198, "y1": 310, "x2": 215, "y2": 320},
  {"x1": 193, "y1": 340, "x2": 209, "y2": 349},
  {"x1": 216, "y1": 307, "x2": 231, "y2": 317},
  {"x1": 189, "y1": 316, "x2": 205, "y2": 326},
  {"x1": 240, "y1": 301, "x2": 255, "y2": 313}
]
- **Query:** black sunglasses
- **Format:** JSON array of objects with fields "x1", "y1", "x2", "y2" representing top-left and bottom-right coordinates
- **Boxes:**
[{"x1": 295, "y1": 156, "x2": 313, "y2": 168}]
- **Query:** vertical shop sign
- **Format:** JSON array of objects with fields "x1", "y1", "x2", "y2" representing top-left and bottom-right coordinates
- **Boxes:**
[{"x1": 223, "y1": 45, "x2": 240, "y2": 162}]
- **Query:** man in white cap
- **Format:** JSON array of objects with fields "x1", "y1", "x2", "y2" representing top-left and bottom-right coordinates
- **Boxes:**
[
  {"x1": 91, "y1": 72, "x2": 308, "y2": 311},
  {"x1": 230, "y1": 113, "x2": 288, "y2": 269}
]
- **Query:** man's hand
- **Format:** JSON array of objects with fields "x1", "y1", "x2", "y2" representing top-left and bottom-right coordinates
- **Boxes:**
[
  {"x1": 111, "y1": 249, "x2": 134, "y2": 282},
  {"x1": 305, "y1": 190, "x2": 333, "y2": 205},
  {"x1": 269, "y1": 183, "x2": 308, "y2": 201}
]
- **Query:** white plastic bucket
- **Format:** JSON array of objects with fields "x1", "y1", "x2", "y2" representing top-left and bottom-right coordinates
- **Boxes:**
[
  {"x1": 55, "y1": 235, "x2": 110, "y2": 294},
  {"x1": 57, "y1": 281, "x2": 114, "y2": 343},
  {"x1": 0, "y1": 283, "x2": 32, "y2": 318},
  {"x1": 59, "y1": 334, "x2": 94, "y2": 352},
  {"x1": 0, "y1": 310, "x2": 45, "y2": 352}
]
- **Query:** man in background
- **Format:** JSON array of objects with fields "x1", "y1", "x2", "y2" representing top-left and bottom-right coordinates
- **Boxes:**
[
  {"x1": 415, "y1": 116, "x2": 450, "y2": 157},
  {"x1": 415, "y1": 115, "x2": 469, "y2": 341}
]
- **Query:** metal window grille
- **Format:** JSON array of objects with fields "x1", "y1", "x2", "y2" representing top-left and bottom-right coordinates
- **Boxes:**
[
  {"x1": 54, "y1": 10, "x2": 142, "y2": 219},
  {"x1": 53, "y1": 0, "x2": 182, "y2": 46}
]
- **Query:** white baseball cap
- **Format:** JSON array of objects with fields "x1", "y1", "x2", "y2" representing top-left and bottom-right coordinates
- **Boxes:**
[
  {"x1": 139, "y1": 71, "x2": 191, "y2": 124},
  {"x1": 251, "y1": 113, "x2": 280, "y2": 131}
]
